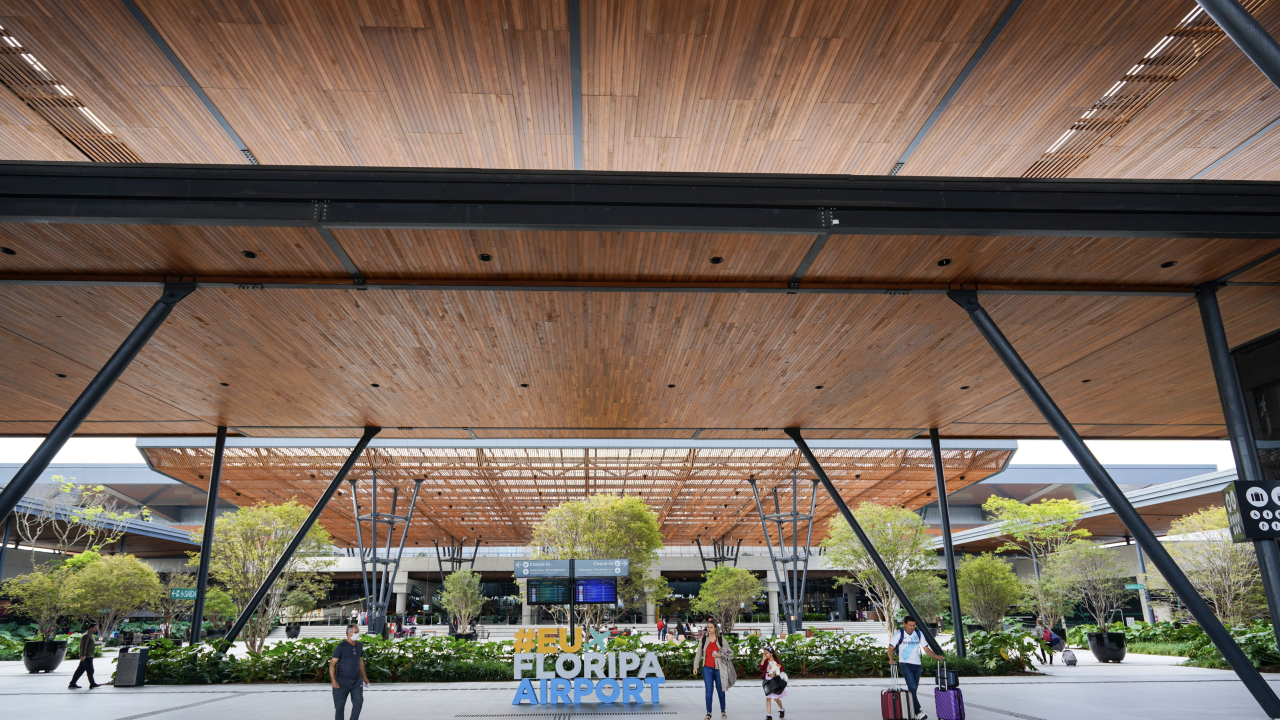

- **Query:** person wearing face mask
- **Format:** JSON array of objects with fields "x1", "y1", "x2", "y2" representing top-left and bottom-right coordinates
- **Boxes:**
[{"x1": 331, "y1": 624, "x2": 370, "y2": 720}]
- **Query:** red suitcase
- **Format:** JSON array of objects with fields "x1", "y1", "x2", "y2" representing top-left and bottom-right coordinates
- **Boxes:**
[{"x1": 882, "y1": 665, "x2": 915, "y2": 720}]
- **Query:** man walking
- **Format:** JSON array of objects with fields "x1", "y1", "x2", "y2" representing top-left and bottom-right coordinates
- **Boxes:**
[
  {"x1": 331, "y1": 623, "x2": 369, "y2": 720},
  {"x1": 68, "y1": 624, "x2": 101, "y2": 689},
  {"x1": 887, "y1": 617, "x2": 943, "y2": 720}
]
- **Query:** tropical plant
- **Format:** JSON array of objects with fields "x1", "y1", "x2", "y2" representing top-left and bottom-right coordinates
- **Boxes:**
[
  {"x1": 983, "y1": 496, "x2": 1090, "y2": 630},
  {"x1": 957, "y1": 554, "x2": 1022, "y2": 632},
  {"x1": 68, "y1": 553, "x2": 163, "y2": 635},
  {"x1": 13, "y1": 477, "x2": 147, "y2": 555},
  {"x1": 963, "y1": 629, "x2": 1045, "y2": 672},
  {"x1": 187, "y1": 500, "x2": 335, "y2": 653},
  {"x1": 1, "y1": 562, "x2": 80, "y2": 638},
  {"x1": 689, "y1": 566, "x2": 764, "y2": 634},
  {"x1": 1154, "y1": 506, "x2": 1262, "y2": 628},
  {"x1": 822, "y1": 502, "x2": 933, "y2": 632},
  {"x1": 437, "y1": 569, "x2": 485, "y2": 632},
  {"x1": 529, "y1": 494, "x2": 668, "y2": 628},
  {"x1": 1047, "y1": 540, "x2": 1132, "y2": 628}
]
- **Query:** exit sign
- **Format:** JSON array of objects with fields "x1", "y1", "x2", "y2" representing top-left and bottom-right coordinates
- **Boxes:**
[
  {"x1": 1125, "y1": 583, "x2": 1145, "y2": 590},
  {"x1": 170, "y1": 588, "x2": 198, "y2": 600}
]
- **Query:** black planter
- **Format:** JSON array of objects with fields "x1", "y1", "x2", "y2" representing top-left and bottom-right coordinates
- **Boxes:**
[
  {"x1": 1087, "y1": 632, "x2": 1127, "y2": 663},
  {"x1": 286, "y1": 625, "x2": 301, "y2": 639},
  {"x1": 23, "y1": 640, "x2": 68, "y2": 673},
  {"x1": 453, "y1": 632, "x2": 476, "y2": 641}
]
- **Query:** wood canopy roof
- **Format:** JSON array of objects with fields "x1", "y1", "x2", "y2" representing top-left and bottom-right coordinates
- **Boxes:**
[{"x1": 139, "y1": 443, "x2": 1013, "y2": 545}]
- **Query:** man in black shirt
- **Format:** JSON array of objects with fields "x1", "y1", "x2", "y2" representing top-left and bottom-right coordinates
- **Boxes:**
[{"x1": 330, "y1": 624, "x2": 369, "y2": 720}]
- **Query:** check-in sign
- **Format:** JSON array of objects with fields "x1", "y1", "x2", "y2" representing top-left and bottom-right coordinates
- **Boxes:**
[
  {"x1": 515, "y1": 560, "x2": 571, "y2": 577},
  {"x1": 575, "y1": 559, "x2": 630, "y2": 577}
]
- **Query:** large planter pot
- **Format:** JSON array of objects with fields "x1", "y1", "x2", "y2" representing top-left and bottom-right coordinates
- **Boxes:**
[
  {"x1": 286, "y1": 625, "x2": 301, "y2": 639},
  {"x1": 453, "y1": 632, "x2": 476, "y2": 641},
  {"x1": 23, "y1": 640, "x2": 68, "y2": 673},
  {"x1": 1087, "y1": 632, "x2": 1127, "y2": 663}
]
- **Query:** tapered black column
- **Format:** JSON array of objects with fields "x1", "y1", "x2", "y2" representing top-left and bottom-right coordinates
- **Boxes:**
[
  {"x1": 949, "y1": 289, "x2": 1280, "y2": 717},
  {"x1": 0, "y1": 282, "x2": 195, "y2": 522},
  {"x1": 930, "y1": 428, "x2": 966, "y2": 657},
  {"x1": 224, "y1": 427, "x2": 380, "y2": 646},
  {"x1": 1194, "y1": 0, "x2": 1280, "y2": 91},
  {"x1": 0, "y1": 517, "x2": 11, "y2": 582},
  {"x1": 190, "y1": 426, "x2": 227, "y2": 645},
  {"x1": 786, "y1": 428, "x2": 944, "y2": 655},
  {"x1": 1195, "y1": 282, "x2": 1280, "y2": 648}
]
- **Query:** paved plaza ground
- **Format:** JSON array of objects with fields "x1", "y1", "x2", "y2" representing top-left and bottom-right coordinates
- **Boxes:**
[{"x1": 1, "y1": 649, "x2": 1276, "y2": 720}]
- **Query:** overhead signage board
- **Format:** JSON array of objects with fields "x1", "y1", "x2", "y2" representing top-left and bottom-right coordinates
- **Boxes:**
[
  {"x1": 1223, "y1": 481, "x2": 1280, "y2": 542},
  {"x1": 575, "y1": 559, "x2": 630, "y2": 577},
  {"x1": 515, "y1": 560, "x2": 571, "y2": 578}
]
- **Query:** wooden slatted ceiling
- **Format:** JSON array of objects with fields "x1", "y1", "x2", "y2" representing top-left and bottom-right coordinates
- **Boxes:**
[
  {"x1": 131, "y1": 0, "x2": 573, "y2": 168},
  {"x1": 0, "y1": 0, "x2": 245, "y2": 164},
  {"x1": 140, "y1": 445, "x2": 1011, "y2": 544},
  {"x1": 900, "y1": 0, "x2": 1195, "y2": 177},
  {"x1": 0, "y1": 280, "x2": 1278, "y2": 439},
  {"x1": 0, "y1": 66, "x2": 86, "y2": 161},
  {"x1": 580, "y1": 0, "x2": 1008, "y2": 173},
  {"x1": 1067, "y1": 1, "x2": 1280, "y2": 179}
]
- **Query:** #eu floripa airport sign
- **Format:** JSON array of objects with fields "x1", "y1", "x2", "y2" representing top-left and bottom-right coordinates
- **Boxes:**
[{"x1": 509, "y1": 628, "x2": 665, "y2": 705}]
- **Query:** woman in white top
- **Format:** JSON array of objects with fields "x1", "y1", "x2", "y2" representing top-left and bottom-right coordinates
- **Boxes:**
[{"x1": 761, "y1": 646, "x2": 787, "y2": 720}]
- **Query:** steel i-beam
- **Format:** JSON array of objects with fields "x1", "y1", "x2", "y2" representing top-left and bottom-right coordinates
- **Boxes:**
[{"x1": 949, "y1": 289, "x2": 1280, "y2": 717}]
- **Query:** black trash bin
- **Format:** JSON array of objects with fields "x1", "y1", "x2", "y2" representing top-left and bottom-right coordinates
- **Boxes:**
[{"x1": 115, "y1": 647, "x2": 149, "y2": 687}]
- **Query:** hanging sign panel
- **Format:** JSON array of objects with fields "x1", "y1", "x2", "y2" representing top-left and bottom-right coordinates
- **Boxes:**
[
  {"x1": 1223, "y1": 481, "x2": 1280, "y2": 542},
  {"x1": 575, "y1": 559, "x2": 630, "y2": 577},
  {"x1": 515, "y1": 560, "x2": 572, "y2": 578}
]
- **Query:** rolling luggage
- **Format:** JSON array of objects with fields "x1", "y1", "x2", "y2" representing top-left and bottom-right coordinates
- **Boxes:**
[
  {"x1": 882, "y1": 664, "x2": 915, "y2": 720},
  {"x1": 934, "y1": 661, "x2": 964, "y2": 720},
  {"x1": 1062, "y1": 649, "x2": 1077, "y2": 666}
]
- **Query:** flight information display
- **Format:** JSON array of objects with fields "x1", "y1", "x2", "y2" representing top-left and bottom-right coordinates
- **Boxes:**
[
  {"x1": 574, "y1": 577, "x2": 618, "y2": 604},
  {"x1": 527, "y1": 578, "x2": 571, "y2": 605}
]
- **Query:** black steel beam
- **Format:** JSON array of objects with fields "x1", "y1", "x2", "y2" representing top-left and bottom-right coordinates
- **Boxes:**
[
  {"x1": 190, "y1": 425, "x2": 226, "y2": 645},
  {"x1": 3, "y1": 162, "x2": 1280, "y2": 237},
  {"x1": 930, "y1": 428, "x2": 966, "y2": 658},
  {"x1": 224, "y1": 426, "x2": 379, "y2": 647},
  {"x1": 948, "y1": 289, "x2": 1280, "y2": 717},
  {"x1": 786, "y1": 427, "x2": 944, "y2": 656},
  {"x1": 0, "y1": 281, "x2": 195, "y2": 523},
  {"x1": 1195, "y1": 0, "x2": 1280, "y2": 92}
]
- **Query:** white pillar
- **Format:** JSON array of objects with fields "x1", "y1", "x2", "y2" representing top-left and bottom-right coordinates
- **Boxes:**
[
  {"x1": 767, "y1": 571, "x2": 780, "y2": 634},
  {"x1": 519, "y1": 579, "x2": 533, "y2": 625},
  {"x1": 392, "y1": 571, "x2": 409, "y2": 615}
]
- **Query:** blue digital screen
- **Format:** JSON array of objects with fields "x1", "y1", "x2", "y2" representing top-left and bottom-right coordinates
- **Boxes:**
[
  {"x1": 527, "y1": 578, "x2": 570, "y2": 605},
  {"x1": 574, "y1": 577, "x2": 617, "y2": 604}
]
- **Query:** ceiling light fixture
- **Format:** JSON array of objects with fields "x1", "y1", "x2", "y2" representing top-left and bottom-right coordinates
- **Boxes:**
[
  {"x1": 710, "y1": 257, "x2": 724, "y2": 264},
  {"x1": 478, "y1": 253, "x2": 493, "y2": 262},
  {"x1": 370, "y1": 383, "x2": 380, "y2": 388},
  {"x1": 242, "y1": 251, "x2": 258, "y2": 259},
  {"x1": 960, "y1": 385, "x2": 971, "y2": 390},
  {"x1": 1160, "y1": 260, "x2": 1178, "y2": 268},
  {"x1": 937, "y1": 259, "x2": 952, "y2": 267},
  {"x1": 814, "y1": 385, "x2": 824, "y2": 389},
  {"x1": 56, "y1": 373, "x2": 66, "y2": 378},
  {"x1": 0, "y1": 247, "x2": 14, "y2": 255},
  {"x1": 219, "y1": 382, "x2": 229, "y2": 386},
  {"x1": 667, "y1": 384, "x2": 676, "y2": 388},
  {"x1": 520, "y1": 383, "x2": 529, "y2": 388},
  {"x1": 1082, "y1": 379, "x2": 1093, "y2": 383}
]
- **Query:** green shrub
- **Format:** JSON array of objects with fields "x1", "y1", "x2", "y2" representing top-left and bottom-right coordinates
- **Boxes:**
[
  {"x1": 63, "y1": 633, "x2": 105, "y2": 659},
  {"x1": 1183, "y1": 622, "x2": 1280, "y2": 669},
  {"x1": 963, "y1": 630, "x2": 1044, "y2": 673},
  {"x1": 1128, "y1": 641, "x2": 1196, "y2": 656}
]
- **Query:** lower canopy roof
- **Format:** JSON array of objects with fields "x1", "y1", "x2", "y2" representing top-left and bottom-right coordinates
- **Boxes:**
[{"x1": 138, "y1": 438, "x2": 1014, "y2": 546}]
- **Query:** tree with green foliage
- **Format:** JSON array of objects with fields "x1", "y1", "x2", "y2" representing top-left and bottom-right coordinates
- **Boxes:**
[
  {"x1": 1047, "y1": 540, "x2": 1132, "y2": 628},
  {"x1": 983, "y1": 496, "x2": 1090, "y2": 630},
  {"x1": 1, "y1": 563, "x2": 78, "y2": 639},
  {"x1": 690, "y1": 566, "x2": 764, "y2": 634},
  {"x1": 202, "y1": 587, "x2": 238, "y2": 628},
  {"x1": 902, "y1": 572, "x2": 950, "y2": 628},
  {"x1": 68, "y1": 553, "x2": 163, "y2": 635},
  {"x1": 1155, "y1": 506, "x2": 1261, "y2": 627},
  {"x1": 187, "y1": 501, "x2": 335, "y2": 653},
  {"x1": 530, "y1": 494, "x2": 669, "y2": 628},
  {"x1": 282, "y1": 589, "x2": 317, "y2": 621},
  {"x1": 437, "y1": 569, "x2": 485, "y2": 633},
  {"x1": 822, "y1": 502, "x2": 933, "y2": 632},
  {"x1": 957, "y1": 554, "x2": 1022, "y2": 632}
]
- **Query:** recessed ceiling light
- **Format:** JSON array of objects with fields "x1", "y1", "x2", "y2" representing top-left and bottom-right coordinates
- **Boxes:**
[
  {"x1": 0, "y1": 247, "x2": 15, "y2": 255},
  {"x1": 959, "y1": 476, "x2": 966, "y2": 481},
  {"x1": 235, "y1": 492, "x2": 241, "y2": 496},
  {"x1": 937, "y1": 258, "x2": 952, "y2": 267},
  {"x1": 370, "y1": 383, "x2": 380, "y2": 388},
  {"x1": 710, "y1": 257, "x2": 724, "y2": 264},
  {"x1": 960, "y1": 385, "x2": 971, "y2": 390},
  {"x1": 55, "y1": 373, "x2": 66, "y2": 378},
  {"x1": 667, "y1": 384, "x2": 676, "y2": 388},
  {"x1": 198, "y1": 474, "x2": 205, "y2": 479},
  {"x1": 242, "y1": 250, "x2": 258, "y2": 259},
  {"x1": 814, "y1": 385, "x2": 824, "y2": 389},
  {"x1": 1160, "y1": 260, "x2": 1178, "y2": 268},
  {"x1": 520, "y1": 383, "x2": 529, "y2": 388},
  {"x1": 478, "y1": 253, "x2": 493, "y2": 262},
  {"x1": 219, "y1": 382, "x2": 229, "y2": 386},
  {"x1": 1082, "y1": 379, "x2": 1093, "y2": 383}
]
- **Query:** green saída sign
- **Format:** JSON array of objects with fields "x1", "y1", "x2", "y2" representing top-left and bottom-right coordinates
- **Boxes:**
[
  {"x1": 1125, "y1": 583, "x2": 1145, "y2": 590},
  {"x1": 170, "y1": 588, "x2": 198, "y2": 600}
]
